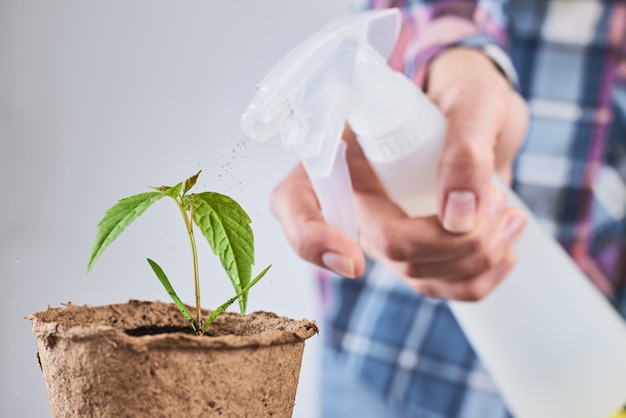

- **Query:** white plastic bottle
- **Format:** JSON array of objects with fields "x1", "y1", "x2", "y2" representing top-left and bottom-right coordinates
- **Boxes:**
[
  {"x1": 348, "y1": 49, "x2": 626, "y2": 418},
  {"x1": 242, "y1": 9, "x2": 626, "y2": 417}
]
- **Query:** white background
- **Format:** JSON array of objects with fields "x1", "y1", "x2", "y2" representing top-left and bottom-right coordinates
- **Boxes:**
[{"x1": 1, "y1": 1, "x2": 351, "y2": 416}]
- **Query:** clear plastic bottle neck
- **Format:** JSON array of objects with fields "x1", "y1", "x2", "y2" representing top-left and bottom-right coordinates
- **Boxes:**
[{"x1": 347, "y1": 46, "x2": 446, "y2": 162}]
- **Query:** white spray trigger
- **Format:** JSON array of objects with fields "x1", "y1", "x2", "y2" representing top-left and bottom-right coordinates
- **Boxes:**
[{"x1": 241, "y1": 9, "x2": 401, "y2": 240}]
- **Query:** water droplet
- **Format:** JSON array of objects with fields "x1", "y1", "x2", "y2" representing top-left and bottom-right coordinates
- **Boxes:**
[{"x1": 15, "y1": 260, "x2": 20, "y2": 264}]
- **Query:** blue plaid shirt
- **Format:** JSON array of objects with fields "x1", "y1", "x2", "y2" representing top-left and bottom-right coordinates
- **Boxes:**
[{"x1": 321, "y1": 1, "x2": 626, "y2": 416}]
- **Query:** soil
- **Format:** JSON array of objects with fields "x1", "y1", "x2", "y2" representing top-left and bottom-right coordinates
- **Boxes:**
[
  {"x1": 124, "y1": 325, "x2": 196, "y2": 337},
  {"x1": 29, "y1": 300, "x2": 318, "y2": 418}
]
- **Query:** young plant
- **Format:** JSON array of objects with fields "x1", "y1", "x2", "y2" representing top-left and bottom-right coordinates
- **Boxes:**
[{"x1": 87, "y1": 171, "x2": 270, "y2": 335}]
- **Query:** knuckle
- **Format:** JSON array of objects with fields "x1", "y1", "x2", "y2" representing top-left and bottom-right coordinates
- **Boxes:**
[
  {"x1": 382, "y1": 241, "x2": 407, "y2": 262},
  {"x1": 442, "y1": 140, "x2": 489, "y2": 171},
  {"x1": 462, "y1": 236, "x2": 484, "y2": 255},
  {"x1": 376, "y1": 229, "x2": 407, "y2": 262},
  {"x1": 412, "y1": 281, "x2": 437, "y2": 298},
  {"x1": 460, "y1": 265, "x2": 507, "y2": 301},
  {"x1": 472, "y1": 253, "x2": 497, "y2": 274},
  {"x1": 458, "y1": 282, "x2": 490, "y2": 302},
  {"x1": 400, "y1": 263, "x2": 424, "y2": 279},
  {"x1": 289, "y1": 220, "x2": 324, "y2": 263}
]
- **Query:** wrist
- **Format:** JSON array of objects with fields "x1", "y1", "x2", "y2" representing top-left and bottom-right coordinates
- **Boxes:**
[{"x1": 426, "y1": 47, "x2": 511, "y2": 97}]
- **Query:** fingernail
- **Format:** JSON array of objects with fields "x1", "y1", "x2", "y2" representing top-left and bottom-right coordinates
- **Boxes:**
[
  {"x1": 443, "y1": 191, "x2": 476, "y2": 233},
  {"x1": 322, "y1": 252, "x2": 355, "y2": 278},
  {"x1": 504, "y1": 214, "x2": 526, "y2": 242}
]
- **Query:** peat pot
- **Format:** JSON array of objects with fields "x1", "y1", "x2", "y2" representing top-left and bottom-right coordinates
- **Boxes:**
[{"x1": 28, "y1": 300, "x2": 318, "y2": 418}]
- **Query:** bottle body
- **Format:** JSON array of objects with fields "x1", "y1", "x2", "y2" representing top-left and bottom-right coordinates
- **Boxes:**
[
  {"x1": 352, "y1": 83, "x2": 626, "y2": 417},
  {"x1": 451, "y1": 189, "x2": 626, "y2": 418},
  {"x1": 349, "y1": 70, "x2": 447, "y2": 217},
  {"x1": 358, "y1": 98, "x2": 446, "y2": 217}
]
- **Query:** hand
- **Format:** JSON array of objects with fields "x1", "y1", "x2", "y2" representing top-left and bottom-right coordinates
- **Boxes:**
[
  {"x1": 345, "y1": 125, "x2": 525, "y2": 301},
  {"x1": 428, "y1": 47, "x2": 529, "y2": 196},
  {"x1": 270, "y1": 164, "x2": 366, "y2": 279},
  {"x1": 271, "y1": 130, "x2": 524, "y2": 301},
  {"x1": 351, "y1": 48, "x2": 529, "y2": 300},
  {"x1": 270, "y1": 48, "x2": 529, "y2": 301}
]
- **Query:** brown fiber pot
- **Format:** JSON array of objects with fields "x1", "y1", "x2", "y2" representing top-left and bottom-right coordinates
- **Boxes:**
[{"x1": 28, "y1": 300, "x2": 318, "y2": 418}]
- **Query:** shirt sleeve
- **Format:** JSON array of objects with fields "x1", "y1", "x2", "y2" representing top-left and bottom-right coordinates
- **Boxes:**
[{"x1": 357, "y1": 0, "x2": 518, "y2": 89}]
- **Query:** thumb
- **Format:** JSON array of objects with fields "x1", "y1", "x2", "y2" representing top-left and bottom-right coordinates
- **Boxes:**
[
  {"x1": 270, "y1": 164, "x2": 365, "y2": 278},
  {"x1": 434, "y1": 79, "x2": 509, "y2": 233}
]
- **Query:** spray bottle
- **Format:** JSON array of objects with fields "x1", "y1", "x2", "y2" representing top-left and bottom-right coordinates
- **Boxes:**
[{"x1": 241, "y1": 9, "x2": 626, "y2": 418}]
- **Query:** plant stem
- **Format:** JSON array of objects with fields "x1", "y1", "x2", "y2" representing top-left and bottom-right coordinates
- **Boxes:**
[{"x1": 176, "y1": 197, "x2": 202, "y2": 334}]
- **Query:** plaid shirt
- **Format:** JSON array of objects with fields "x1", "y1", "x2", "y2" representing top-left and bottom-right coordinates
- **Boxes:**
[{"x1": 322, "y1": 1, "x2": 626, "y2": 417}]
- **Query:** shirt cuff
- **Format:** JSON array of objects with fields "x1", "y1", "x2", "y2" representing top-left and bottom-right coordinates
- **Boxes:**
[{"x1": 395, "y1": 14, "x2": 517, "y2": 90}]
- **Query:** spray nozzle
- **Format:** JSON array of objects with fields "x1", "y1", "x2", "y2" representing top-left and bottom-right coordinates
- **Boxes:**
[
  {"x1": 240, "y1": 87, "x2": 292, "y2": 143},
  {"x1": 241, "y1": 9, "x2": 401, "y2": 239}
]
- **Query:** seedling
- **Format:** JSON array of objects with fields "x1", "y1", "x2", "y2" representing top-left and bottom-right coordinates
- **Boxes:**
[{"x1": 87, "y1": 171, "x2": 270, "y2": 335}]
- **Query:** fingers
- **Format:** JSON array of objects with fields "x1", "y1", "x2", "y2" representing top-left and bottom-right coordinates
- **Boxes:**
[
  {"x1": 435, "y1": 78, "x2": 508, "y2": 233},
  {"x1": 270, "y1": 164, "x2": 365, "y2": 278},
  {"x1": 403, "y1": 251, "x2": 518, "y2": 301},
  {"x1": 272, "y1": 47, "x2": 531, "y2": 302},
  {"x1": 357, "y1": 186, "x2": 527, "y2": 301},
  {"x1": 356, "y1": 200, "x2": 482, "y2": 264},
  {"x1": 387, "y1": 207, "x2": 525, "y2": 280},
  {"x1": 357, "y1": 186, "x2": 502, "y2": 262},
  {"x1": 426, "y1": 48, "x2": 529, "y2": 234}
]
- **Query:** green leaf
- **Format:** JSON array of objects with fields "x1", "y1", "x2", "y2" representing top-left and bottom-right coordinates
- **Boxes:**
[
  {"x1": 147, "y1": 258, "x2": 196, "y2": 331},
  {"x1": 202, "y1": 264, "x2": 271, "y2": 334},
  {"x1": 163, "y1": 182, "x2": 183, "y2": 198},
  {"x1": 189, "y1": 192, "x2": 254, "y2": 315},
  {"x1": 152, "y1": 182, "x2": 183, "y2": 198},
  {"x1": 87, "y1": 191, "x2": 167, "y2": 271}
]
